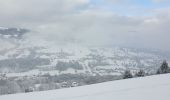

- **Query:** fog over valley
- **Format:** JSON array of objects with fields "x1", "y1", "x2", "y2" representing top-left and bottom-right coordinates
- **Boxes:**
[{"x1": 0, "y1": 0, "x2": 170, "y2": 51}]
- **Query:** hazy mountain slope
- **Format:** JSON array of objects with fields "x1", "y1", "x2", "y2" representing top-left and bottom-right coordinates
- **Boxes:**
[
  {"x1": 0, "y1": 27, "x2": 29, "y2": 39},
  {"x1": 0, "y1": 45, "x2": 167, "y2": 76},
  {"x1": 0, "y1": 27, "x2": 169, "y2": 76},
  {"x1": 0, "y1": 74, "x2": 170, "y2": 100}
]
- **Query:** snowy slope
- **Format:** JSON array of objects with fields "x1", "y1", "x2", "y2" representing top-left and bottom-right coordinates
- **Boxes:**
[{"x1": 0, "y1": 74, "x2": 170, "y2": 100}]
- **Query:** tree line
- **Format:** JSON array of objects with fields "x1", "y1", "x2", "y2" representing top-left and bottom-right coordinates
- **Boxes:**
[{"x1": 123, "y1": 60, "x2": 170, "y2": 79}]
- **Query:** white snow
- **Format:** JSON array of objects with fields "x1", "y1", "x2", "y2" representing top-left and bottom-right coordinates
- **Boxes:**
[
  {"x1": 0, "y1": 40, "x2": 15, "y2": 51},
  {"x1": 1, "y1": 74, "x2": 170, "y2": 100},
  {"x1": 0, "y1": 27, "x2": 8, "y2": 30}
]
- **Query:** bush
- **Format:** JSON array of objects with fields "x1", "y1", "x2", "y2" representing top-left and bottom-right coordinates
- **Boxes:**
[
  {"x1": 123, "y1": 70, "x2": 133, "y2": 79},
  {"x1": 25, "y1": 88, "x2": 33, "y2": 93},
  {"x1": 135, "y1": 70, "x2": 145, "y2": 77}
]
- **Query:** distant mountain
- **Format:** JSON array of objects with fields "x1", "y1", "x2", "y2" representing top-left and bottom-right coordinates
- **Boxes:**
[
  {"x1": 0, "y1": 27, "x2": 169, "y2": 77},
  {"x1": 0, "y1": 27, "x2": 29, "y2": 39},
  {"x1": 0, "y1": 44, "x2": 168, "y2": 76}
]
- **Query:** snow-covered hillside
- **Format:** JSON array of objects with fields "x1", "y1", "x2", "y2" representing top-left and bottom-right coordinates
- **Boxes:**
[
  {"x1": 0, "y1": 27, "x2": 169, "y2": 76},
  {"x1": 0, "y1": 74, "x2": 170, "y2": 100},
  {"x1": 0, "y1": 45, "x2": 167, "y2": 76}
]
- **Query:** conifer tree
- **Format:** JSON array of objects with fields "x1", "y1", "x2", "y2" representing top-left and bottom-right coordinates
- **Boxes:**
[{"x1": 157, "y1": 60, "x2": 169, "y2": 74}]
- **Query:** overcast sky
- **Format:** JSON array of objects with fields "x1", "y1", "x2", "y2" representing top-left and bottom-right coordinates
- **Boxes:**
[{"x1": 0, "y1": 0, "x2": 170, "y2": 51}]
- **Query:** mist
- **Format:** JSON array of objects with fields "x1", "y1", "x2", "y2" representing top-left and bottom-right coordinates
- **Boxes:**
[{"x1": 0, "y1": 0, "x2": 170, "y2": 51}]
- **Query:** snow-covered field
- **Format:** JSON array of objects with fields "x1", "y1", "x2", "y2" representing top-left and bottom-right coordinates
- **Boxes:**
[{"x1": 0, "y1": 74, "x2": 170, "y2": 100}]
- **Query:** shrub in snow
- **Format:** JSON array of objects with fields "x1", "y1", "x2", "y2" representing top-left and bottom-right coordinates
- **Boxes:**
[
  {"x1": 135, "y1": 70, "x2": 145, "y2": 77},
  {"x1": 123, "y1": 70, "x2": 133, "y2": 79},
  {"x1": 71, "y1": 82, "x2": 79, "y2": 87},
  {"x1": 25, "y1": 87, "x2": 34, "y2": 93}
]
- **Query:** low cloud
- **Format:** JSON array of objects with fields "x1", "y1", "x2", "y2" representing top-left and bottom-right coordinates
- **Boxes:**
[{"x1": 0, "y1": 0, "x2": 170, "y2": 51}]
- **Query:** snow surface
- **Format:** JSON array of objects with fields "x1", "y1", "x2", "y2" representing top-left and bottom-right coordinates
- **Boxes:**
[{"x1": 0, "y1": 74, "x2": 170, "y2": 100}]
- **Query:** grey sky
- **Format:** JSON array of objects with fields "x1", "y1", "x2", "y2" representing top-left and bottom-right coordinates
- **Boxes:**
[{"x1": 0, "y1": 0, "x2": 170, "y2": 51}]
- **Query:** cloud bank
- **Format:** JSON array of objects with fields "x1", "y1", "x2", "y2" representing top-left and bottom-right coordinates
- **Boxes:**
[{"x1": 0, "y1": 0, "x2": 170, "y2": 51}]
